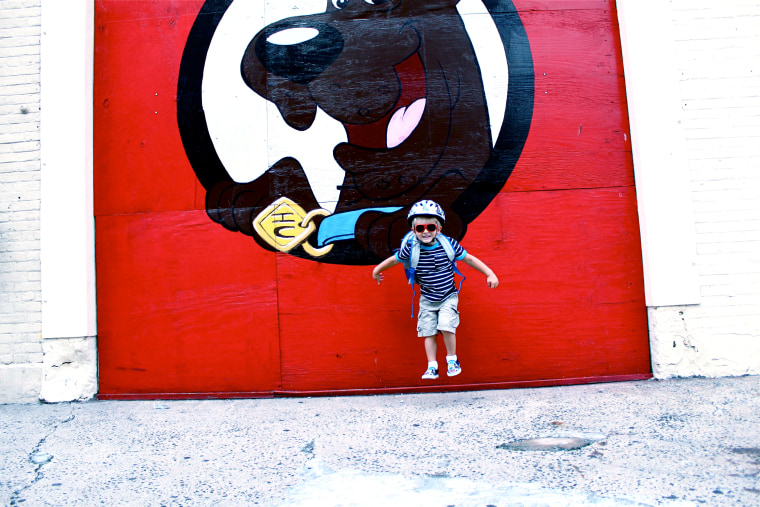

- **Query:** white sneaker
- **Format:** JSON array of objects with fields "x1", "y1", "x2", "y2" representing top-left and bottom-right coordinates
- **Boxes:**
[
  {"x1": 421, "y1": 366, "x2": 439, "y2": 379},
  {"x1": 447, "y1": 359, "x2": 462, "y2": 377}
]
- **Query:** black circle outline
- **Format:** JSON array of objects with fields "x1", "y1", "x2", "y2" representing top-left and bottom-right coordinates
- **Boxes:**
[{"x1": 176, "y1": 0, "x2": 534, "y2": 264}]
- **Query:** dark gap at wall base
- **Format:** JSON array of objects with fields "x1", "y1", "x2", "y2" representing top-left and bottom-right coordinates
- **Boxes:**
[{"x1": 96, "y1": 373, "x2": 653, "y2": 401}]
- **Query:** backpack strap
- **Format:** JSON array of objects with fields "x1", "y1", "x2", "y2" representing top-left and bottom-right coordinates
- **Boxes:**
[
  {"x1": 437, "y1": 234, "x2": 456, "y2": 262},
  {"x1": 395, "y1": 232, "x2": 419, "y2": 317},
  {"x1": 398, "y1": 231, "x2": 418, "y2": 285},
  {"x1": 438, "y1": 234, "x2": 466, "y2": 293}
]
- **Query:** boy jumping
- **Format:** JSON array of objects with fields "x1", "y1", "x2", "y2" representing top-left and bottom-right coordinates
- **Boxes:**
[{"x1": 372, "y1": 200, "x2": 499, "y2": 380}]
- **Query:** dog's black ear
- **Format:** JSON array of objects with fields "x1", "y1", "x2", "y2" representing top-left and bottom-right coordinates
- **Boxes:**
[
  {"x1": 430, "y1": 0, "x2": 461, "y2": 7},
  {"x1": 420, "y1": 0, "x2": 461, "y2": 12}
]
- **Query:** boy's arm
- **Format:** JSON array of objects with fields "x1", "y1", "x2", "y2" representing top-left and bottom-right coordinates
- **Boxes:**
[
  {"x1": 461, "y1": 253, "x2": 499, "y2": 288},
  {"x1": 372, "y1": 256, "x2": 401, "y2": 284}
]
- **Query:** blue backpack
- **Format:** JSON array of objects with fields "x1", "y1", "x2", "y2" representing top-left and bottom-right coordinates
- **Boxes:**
[{"x1": 397, "y1": 232, "x2": 466, "y2": 317}]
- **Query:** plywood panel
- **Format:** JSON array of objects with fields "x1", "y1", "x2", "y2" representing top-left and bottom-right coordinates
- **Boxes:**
[
  {"x1": 504, "y1": 7, "x2": 632, "y2": 192},
  {"x1": 97, "y1": 210, "x2": 281, "y2": 395},
  {"x1": 275, "y1": 257, "x2": 421, "y2": 391},
  {"x1": 94, "y1": 0, "x2": 205, "y2": 216}
]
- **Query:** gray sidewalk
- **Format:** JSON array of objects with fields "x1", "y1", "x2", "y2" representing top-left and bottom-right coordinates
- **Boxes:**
[{"x1": 2, "y1": 376, "x2": 759, "y2": 506}]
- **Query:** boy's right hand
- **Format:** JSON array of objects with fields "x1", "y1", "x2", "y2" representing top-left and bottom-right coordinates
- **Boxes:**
[{"x1": 372, "y1": 256, "x2": 399, "y2": 285}]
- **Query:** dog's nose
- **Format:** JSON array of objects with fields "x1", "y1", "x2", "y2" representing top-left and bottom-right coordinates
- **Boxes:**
[{"x1": 253, "y1": 20, "x2": 344, "y2": 85}]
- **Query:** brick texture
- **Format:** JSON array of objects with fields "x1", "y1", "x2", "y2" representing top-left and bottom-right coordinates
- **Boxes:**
[
  {"x1": 650, "y1": 1, "x2": 760, "y2": 377},
  {"x1": 0, "y1": 0, "x2": 42, "y2": 401}
]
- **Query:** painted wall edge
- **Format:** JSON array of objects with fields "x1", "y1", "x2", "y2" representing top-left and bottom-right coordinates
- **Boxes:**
[
  {"x1": 40, "y1": 0, "x2": 97, "y2": 340},
  {"x1": 615, "y1": 0, "x2": 700, "y2": 308}
]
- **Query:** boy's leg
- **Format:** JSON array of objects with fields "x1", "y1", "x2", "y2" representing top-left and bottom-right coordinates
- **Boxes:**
[
  {"x1": 424, "y1": 336, "x2": 438, "y2": 362},
  {"x1": 418, "y1": 297, "x2": 440, "y2": 378},
  {"x1": 441, "y1": 331, "x2": 456, "y2": 356},
  {"x1": 441, "y1": 329, "x2": 461, "y2": 377},
  {"x1": 421, "y1": 335, "x2": 440, "y2": 379}
]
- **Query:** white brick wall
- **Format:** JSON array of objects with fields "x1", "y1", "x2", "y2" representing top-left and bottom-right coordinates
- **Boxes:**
[
  {"x1": 0, "y1": 0, "x2": 43, "y2": 403},
  {"x1": 648, "y1": 0, "x2": 760, "y2": 377}
]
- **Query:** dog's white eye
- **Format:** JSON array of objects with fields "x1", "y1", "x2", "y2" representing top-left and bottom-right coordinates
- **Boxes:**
[
  {"x1": 331, "y1": 0, "x2": 349, "y2": 9},
  {"x1": 364, "y1": 0, "x2": 390, "y2": 4}
]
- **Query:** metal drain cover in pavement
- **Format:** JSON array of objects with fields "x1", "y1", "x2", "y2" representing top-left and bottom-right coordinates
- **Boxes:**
[{"x1": 498, "y1": 437, "x2": 594, "y2": 451}]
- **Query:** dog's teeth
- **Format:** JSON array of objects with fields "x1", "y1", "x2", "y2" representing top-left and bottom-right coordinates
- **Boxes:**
[{"x1": 386, "y1": 98, "x2": 425, "y2": 149}]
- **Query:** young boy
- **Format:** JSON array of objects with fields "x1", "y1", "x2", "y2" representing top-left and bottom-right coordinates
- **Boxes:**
[{"x1": 372, "y1": 200, "x2": 499, "y2": 380}]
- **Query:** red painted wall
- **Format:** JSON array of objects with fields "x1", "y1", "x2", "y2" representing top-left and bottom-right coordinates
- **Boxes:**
[{"x1": 95, "y1": 0, "x2": 650, "y2": 398}]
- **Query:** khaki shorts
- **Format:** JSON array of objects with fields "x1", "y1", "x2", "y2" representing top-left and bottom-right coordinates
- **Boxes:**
[{"x1": 417, "y1": 294, "x2": 459, "y2": 337}]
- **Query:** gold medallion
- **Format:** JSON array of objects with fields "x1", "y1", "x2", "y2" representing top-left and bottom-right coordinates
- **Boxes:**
[{"x1": 253, "y1": 197, "x2": 333, "y2": 257}]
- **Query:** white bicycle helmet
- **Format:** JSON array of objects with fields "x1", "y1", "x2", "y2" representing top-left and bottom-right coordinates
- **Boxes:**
[{"x1": 407, "y1": 200, "x2": 446, "y2": 226}]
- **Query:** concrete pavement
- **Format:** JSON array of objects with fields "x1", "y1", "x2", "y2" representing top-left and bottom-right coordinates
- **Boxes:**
[{"x1": 2, "y1": 376, "x2": 759, "y2": 506}]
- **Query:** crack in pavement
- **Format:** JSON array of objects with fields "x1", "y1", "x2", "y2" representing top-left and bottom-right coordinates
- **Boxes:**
[{"x1": 9, "y1": 407, "x2": 76, "y2": 506}]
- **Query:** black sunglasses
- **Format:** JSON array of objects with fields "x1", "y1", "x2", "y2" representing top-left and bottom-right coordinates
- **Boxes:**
[{"x1": 414, "y1": 224, "x2": 438, "y2": 233}]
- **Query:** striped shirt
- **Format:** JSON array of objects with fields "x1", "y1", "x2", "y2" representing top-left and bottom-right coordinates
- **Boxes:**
[{"x1": 396, "y1": 236, "x2": 467, "y2": 302}]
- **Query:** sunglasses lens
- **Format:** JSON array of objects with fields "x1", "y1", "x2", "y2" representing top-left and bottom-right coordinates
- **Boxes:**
[{"x1": 427, "y1": 224, "x2": 437, "y2": 231}]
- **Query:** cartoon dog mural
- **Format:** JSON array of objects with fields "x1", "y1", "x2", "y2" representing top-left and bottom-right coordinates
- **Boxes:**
[{"x1": 177, "y1": 0, "x2": 534, "y2": 264}]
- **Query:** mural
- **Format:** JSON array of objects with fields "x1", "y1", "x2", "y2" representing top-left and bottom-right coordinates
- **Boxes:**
[
  {"x1": 95, "y1": 0, "x2": 652, "y2": 397},
  {"x1": 177, "y1": 0, "x2": 534, "y2": 264}
]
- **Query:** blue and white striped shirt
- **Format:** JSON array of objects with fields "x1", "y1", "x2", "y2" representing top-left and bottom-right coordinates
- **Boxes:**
[{"x1": 396, "y1": 236, "x2": 467, "y2": 302}]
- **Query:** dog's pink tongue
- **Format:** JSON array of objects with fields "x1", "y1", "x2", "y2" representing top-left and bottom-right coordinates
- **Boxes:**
[{"x1": 386, "y1": 98, "x2": 426, "y2": 149}]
